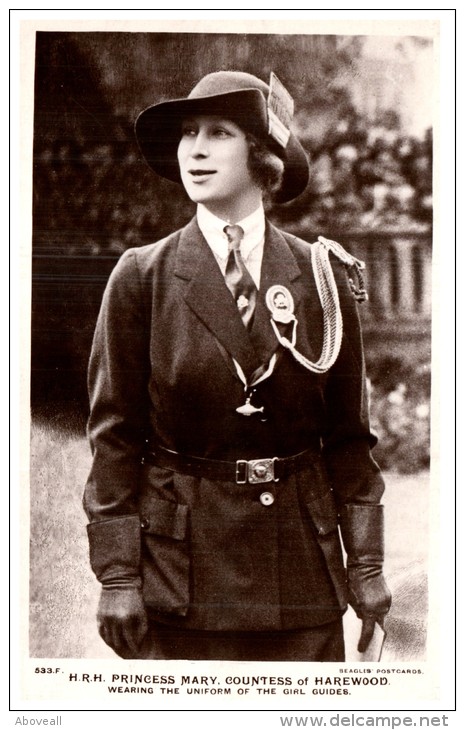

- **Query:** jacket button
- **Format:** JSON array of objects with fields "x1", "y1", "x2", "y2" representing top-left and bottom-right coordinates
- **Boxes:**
[
  {"x1": 140, "y1": 518, "x2": 150, "y2": 530},
  {"x1": 259, "y1": 491, "x2": 274, "y2": 506}
]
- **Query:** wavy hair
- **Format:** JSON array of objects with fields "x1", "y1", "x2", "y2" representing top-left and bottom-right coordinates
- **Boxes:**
[{"x1": 246, "y1": 135, "x2": 285, "y2": 205}]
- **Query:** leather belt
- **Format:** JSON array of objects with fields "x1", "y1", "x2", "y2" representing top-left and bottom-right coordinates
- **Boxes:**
[{"x1": 144, "y1": 444, "x2": 317, "y2": 485}]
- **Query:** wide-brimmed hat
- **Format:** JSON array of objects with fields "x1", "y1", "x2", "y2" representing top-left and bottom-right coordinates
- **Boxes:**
[{"x1": 135, "y1": 70, "x2": 309, "y2": 204}]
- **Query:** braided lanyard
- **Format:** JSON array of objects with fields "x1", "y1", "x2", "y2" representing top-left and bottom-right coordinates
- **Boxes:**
[
  {"x1": 269, "y1": 236, "x2": 367, "y2": 375},
  {"x1": 233, "y1": 236, "x2": 367, "y2": 413}
]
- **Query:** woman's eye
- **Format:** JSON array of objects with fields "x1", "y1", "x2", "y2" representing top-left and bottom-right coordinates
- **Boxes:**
[
  {"x1": 213, "y1": 128, "x2": 230, "y2": 138},
  {"x1": 181, "y1": 127, "x2": 197, "y2": 137}
]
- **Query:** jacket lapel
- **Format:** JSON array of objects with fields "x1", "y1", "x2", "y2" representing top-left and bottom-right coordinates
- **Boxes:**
[
  {"x1": 175, "y1": 218, "x2": 263, "y2": 379},
  {"x1": 175, "y1": 217, "x2": 321, "y2": 380},
  {"x1": 249, "y1": 221, "x2": 304, "y2": 365}
]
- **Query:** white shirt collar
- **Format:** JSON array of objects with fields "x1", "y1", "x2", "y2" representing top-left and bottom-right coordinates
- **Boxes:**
[{"x1": 197, "y1": 203, "x2": 266, "y2": 261}]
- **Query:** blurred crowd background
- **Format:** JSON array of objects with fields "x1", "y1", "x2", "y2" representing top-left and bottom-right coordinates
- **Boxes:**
[
  {"x1": 34, "y1": 111, "x2": 432, "y2": 258},
  {"x1": 31, "y1": 31, "x2": 433, "y2": 473}
]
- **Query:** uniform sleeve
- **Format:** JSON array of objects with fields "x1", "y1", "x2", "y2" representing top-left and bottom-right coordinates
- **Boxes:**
[
  {"x1": 321, "y1": 256, "x2": 385, "y2": 509},
  {"x1": 83, "y1": 248, "x2": 151, "y2": 524}
]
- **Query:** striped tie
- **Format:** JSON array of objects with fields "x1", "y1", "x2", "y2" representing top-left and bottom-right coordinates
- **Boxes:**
[{"x1": 224, "y1": 225, "x2": 257, "y2": 329}]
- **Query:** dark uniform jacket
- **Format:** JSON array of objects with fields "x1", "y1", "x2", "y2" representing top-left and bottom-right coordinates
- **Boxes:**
[{"x1": 83, "y1": 216, "x2": 385, "y2": 632}]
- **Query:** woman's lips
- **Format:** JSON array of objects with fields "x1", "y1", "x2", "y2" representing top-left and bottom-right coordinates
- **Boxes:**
[{"x1": 189, "y1": 169, "x2": 216, "y2": 180}]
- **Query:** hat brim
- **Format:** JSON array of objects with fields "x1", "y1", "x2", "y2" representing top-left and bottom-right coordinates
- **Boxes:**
[{"x1": 135, "y1": 88, "x2": 309, "y2": 204}]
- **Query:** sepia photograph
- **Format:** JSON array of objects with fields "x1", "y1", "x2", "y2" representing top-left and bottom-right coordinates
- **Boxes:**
[{"x1": 12, "y1": 10, "x2": 456, "y2": 716}]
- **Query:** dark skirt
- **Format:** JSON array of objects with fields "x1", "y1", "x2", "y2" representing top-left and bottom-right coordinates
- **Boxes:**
[{"x1": 127, "y1": 617, "x2": 344, "y2": 661}]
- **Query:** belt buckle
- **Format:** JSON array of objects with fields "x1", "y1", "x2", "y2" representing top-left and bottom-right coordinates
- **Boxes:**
[{"x1": 247, "y1": 457, "x2": 279, "y2": 484}]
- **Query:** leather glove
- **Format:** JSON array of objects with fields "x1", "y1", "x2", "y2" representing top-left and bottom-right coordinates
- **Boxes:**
[
  {"x1": 87, "y1": 515, "x2": 147, "y2": 656},
  {"x1": 340, "y1": 504, "x2": 392, "y2": 653},
  {"x1": 97, "y1": 580, "x2": 148, "y2": 658}
]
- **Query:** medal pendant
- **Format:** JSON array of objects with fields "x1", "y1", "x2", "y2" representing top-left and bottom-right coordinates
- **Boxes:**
[
  {"x1": 236, "y1": 396, "x2": 264, "y2": 417},
  {"x1": 266, "y1": 285, "x2": 295, "y2": 324}
]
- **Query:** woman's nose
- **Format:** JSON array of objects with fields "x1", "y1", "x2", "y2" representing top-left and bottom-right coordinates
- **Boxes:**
[{"x1": 190, "y1": 131, "x2": 209, "y2": 157}]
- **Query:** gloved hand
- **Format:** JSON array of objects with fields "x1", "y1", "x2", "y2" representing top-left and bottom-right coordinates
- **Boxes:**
[
  {"x1": 97, "y1": 582, "x2": 148, "y2": 658},
  {"x1": 347, "y1": 564, "x2": 391, "y2": 652},
  {"x1": 340, "y1": 504, "x2": 392, "y2": 653},
  {"x1": 87, "y1": 515, "x2": 147, "y2": 656}
]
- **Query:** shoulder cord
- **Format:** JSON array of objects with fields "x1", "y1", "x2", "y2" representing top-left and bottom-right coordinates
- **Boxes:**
[
  {"x1": 317, "y1": 236, "x2": 368, "y2": 304},
  {"x1": 270, "y1": 236, "x2": 367, "y2": 375}
]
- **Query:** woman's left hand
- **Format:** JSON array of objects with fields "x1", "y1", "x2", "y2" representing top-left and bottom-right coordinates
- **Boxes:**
[{"x1": 97, "y1": 584, "x2": 148, "y2": 658}]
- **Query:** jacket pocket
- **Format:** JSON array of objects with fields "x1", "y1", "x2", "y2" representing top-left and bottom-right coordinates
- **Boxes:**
[
  {"x1": 306, "y1": 488, "x2": 339, "y2": 536},
  {"x1": 306, "y1": 490, "x2": 348, "y2": 610},
  {"x1": 139, "y1": 494, "x2": 190, "y2": 616}
]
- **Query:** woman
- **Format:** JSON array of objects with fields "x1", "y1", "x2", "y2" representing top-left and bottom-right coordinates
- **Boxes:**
[{"x1": 83, "y1": 70, "x2": 391, "y2": 661}]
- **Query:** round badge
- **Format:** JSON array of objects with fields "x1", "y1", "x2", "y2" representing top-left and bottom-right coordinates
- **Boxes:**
[{"x1": 265, "y1": 285, "x2": 295, "y2": 323}]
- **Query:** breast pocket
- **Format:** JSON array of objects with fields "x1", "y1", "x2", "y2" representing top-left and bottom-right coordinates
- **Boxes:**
[{"x1": 139, "y1": 493, "x2": 190, "y2": 616}]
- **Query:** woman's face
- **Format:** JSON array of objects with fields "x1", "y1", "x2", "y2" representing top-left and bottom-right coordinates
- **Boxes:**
[{"x1": 177, "y1": 115, "x2": 262, "y2": 221}]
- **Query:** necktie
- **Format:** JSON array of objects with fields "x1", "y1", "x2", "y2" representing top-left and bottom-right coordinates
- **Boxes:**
[{"x1": 224, "y1": 224, "x2": 257, "y2": 329}]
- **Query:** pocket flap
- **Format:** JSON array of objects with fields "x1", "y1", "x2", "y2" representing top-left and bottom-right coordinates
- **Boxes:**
[
  {"x1": 140, "y1": 496, "x2": 188, "y2": 540},
  {"x1": 306, "y1": 490, "x2": 339, "y2": 536}
]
